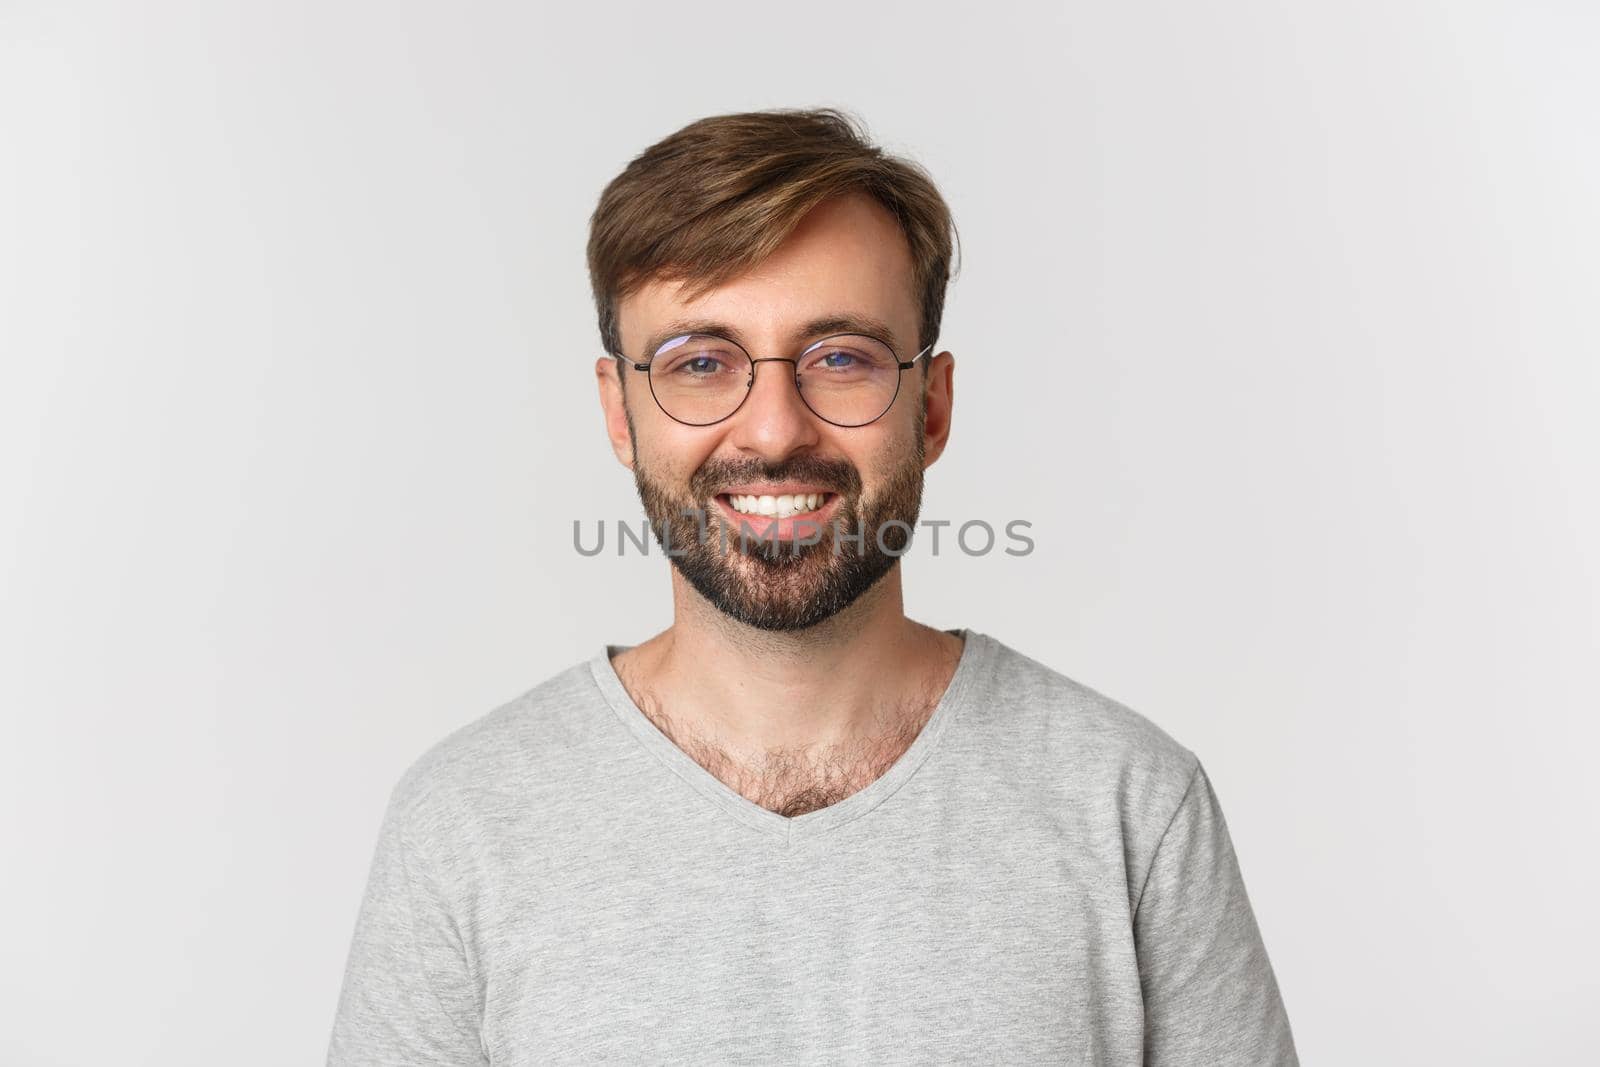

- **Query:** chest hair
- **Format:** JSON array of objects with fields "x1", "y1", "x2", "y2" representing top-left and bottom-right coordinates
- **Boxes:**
[{"x1": 622, "y1": 679, "x2": 944, "y2": 818}]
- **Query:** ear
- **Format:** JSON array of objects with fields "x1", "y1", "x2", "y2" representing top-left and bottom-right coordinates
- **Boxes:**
[
  {"x1": 920, "y1": 351, "x2": 955, "y2": 467},
  {"x1": 595, "y1": 356, "x2": 636, "y2": 469}
]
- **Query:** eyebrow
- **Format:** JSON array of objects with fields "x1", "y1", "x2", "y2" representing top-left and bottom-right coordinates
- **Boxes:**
[{"x1": 636, "y1": 314, "x2": 902, "y2": 362}]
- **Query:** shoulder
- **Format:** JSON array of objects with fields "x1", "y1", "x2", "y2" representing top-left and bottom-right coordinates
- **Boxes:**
[
  {"x1": 381, "y1": 656, "x2": 607, "y2": 844},
  {"x1": 965, "y1": 631, "x2": 1208, "y2": 908},
  {"x1": 970, "y1": 631, "x2": 1201, "y2": 815}
]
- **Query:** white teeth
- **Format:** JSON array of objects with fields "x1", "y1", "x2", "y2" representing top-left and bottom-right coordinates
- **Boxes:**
[{"x1": 725, "y1": 492, "x2": 827, "y2": 517}]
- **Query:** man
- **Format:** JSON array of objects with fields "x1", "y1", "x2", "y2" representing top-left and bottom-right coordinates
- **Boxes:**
[{"x1": 328, "y1": 108, "x2": 1299, "y2": 1065}]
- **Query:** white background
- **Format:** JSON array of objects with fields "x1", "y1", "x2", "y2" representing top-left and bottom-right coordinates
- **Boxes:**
[{"x1": 3, "y1": 1, "x2": 1596, "y2": 1062}]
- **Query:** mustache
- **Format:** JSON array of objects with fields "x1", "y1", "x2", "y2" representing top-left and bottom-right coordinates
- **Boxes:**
[{"x1": 687, "y1": 456, "x2": 863, "y2": 499}]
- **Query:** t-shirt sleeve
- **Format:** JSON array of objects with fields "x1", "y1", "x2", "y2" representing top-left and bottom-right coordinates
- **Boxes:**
[
  {"x1": 1133, "y1": 759, "x2": 1299, "y2": 1066},
  {"x1": 327, "y1": 791, "x2": 490, "y2": 1066}
]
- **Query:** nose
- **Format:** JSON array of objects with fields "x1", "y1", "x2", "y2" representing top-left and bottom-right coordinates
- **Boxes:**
[{"x1": 725, "y1": 358, "x2": 822, "y2": 459}]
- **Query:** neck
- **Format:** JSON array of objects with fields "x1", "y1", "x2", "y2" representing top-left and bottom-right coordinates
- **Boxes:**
[{"x1": 617, "y1": 563, "x2": 963, "y2": 757}]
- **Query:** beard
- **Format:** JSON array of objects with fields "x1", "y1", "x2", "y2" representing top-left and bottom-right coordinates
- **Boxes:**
[{"x1": 632, "y1": 430, "x2": 927, "y2": 633}]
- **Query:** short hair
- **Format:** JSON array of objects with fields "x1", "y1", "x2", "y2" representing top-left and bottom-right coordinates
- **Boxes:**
[{"x1": 586, "y1": 107, "x2": 960, "y2": 365}]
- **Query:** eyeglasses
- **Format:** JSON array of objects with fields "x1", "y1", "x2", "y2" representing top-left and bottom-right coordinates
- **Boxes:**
[{"x1": 616, "y1": 331, "x2": 935, "y2": 428}]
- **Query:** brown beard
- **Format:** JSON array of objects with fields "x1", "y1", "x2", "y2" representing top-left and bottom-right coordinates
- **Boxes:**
[{"x1": 632, "y1": 430, "x2": 927, "y2": 632}]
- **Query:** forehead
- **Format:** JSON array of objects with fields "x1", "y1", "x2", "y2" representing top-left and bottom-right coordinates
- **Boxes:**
[{"x1": 619, "y1": 191, "x2": 918, "y2": 355}]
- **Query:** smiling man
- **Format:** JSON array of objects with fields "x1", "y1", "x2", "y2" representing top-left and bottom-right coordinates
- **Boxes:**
[{"x1": 328, "y1": 108, "x2": 1299, "y2": 1065}]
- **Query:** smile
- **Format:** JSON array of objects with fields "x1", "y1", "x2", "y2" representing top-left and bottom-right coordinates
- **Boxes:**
[
  {"x1": 710, "y1": 490, "x2": 844, "y2": 541},
  {"x1": 721, "y1": 492, "x2": 832, "y2": 518}
]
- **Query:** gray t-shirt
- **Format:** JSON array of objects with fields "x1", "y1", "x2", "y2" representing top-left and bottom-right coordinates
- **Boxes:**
[{"x1": 327, "y1": 628, "x2": 1298, "y2": 1065}]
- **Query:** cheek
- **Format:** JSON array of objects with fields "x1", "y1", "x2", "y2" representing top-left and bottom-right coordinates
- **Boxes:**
[
  {"x1": 872, "y1": 409, "x2": 924, "y2": 461},
  {"x1": 858, "y1": 426, "x2": 929, "y2": 504},
  {"x1": 635, "y1": 427, "x2": 722, "y2": 488},
  {"x1": 849, "y1": 434, "x2": 908, "y2": 495}
]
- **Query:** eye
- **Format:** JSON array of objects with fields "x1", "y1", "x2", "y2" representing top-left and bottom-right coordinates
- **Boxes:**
[
  {"x1": 801, "y1": 337, "x2": 895, "y2": 377},
  {"x1": 667, "y1": 352, "x2": 733, "y2": 376},
  {"x1": 805, "y1": 346, "x2": 865, "y2": 373},
  {"x1": 652, "y1": 337, "x2": 744, "y2": 379}
]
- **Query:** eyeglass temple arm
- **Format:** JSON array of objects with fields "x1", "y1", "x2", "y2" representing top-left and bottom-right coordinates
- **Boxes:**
[
  {"x1": 897, "y1": 341, "x2": 937, "y2": 370},
  {"x1": 607, "y1": 350, "x2": 650, "y2": 371}
]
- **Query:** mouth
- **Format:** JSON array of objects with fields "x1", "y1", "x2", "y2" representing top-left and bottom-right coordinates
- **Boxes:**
[{"x1": 712, "y1": 491, "x2": 843, "y2": 542}]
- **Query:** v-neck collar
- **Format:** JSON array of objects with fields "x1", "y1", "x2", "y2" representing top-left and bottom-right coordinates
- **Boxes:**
[{"x1": 587, "y1": 628, "x2": 995, "y2": 843}]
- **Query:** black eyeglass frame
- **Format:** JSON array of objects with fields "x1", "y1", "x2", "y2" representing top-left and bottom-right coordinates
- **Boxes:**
[{"x1": 614, "y1": 331, "x2": 937, "y2": 429}]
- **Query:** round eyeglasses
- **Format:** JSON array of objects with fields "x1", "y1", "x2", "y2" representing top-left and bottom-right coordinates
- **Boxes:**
[{"x1": 617, "y1": 332, "x2": 935, "y2": 428}]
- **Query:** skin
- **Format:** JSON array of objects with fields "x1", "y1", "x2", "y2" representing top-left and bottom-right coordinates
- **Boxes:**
[{"x1": 593, "y1": 191, "x2": 962, "y2": 816}]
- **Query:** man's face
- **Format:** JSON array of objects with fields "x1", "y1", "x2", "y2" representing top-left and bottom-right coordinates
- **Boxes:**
[{"x1": 596, "y1": 192, "x2": 953, "y2": 632}]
